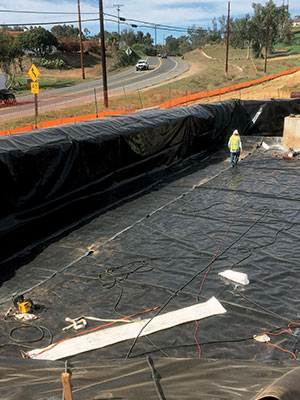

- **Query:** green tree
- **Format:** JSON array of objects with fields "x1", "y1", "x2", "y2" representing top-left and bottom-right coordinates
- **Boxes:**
[
  {"x1": 250, "y1": 1, "x2": 291, "y2": 58},
  {"x1": 230, "y1": 14, "x2": 251, "y2": 50},
  {"x1": 0, "y1": 29, "x2": 23, "y2": 76},
  {"x1": 51, "y1": 24, "x2": 79, "y2": 40},
  {"x1": 187, "y1": 25, "x2": 209, "y2": 48},
  {"x1": 165, "y1": 35, "x2": 180, "y2": 55},
  {"x1": 83, "y1": 28, "x2": 91, "y2": 40},
  {"x1": 277, "y1": 4, "x2": 292, "y2": 45},
  {"x1": 207, "y1": 17, "x2": 221, "y2": 42},
  {"x1": 144, "y1": 32, "x2": 153, "y2": 46},
  {"x1": 218, "y1": 15, "x2": 228, "y2": 38},
  {"x1": 136, "y1": 31, "x2": 145, "y2": 44},
  {"x1": 18, "y1": 27, "x2": 58, "y2": 56},
  {"x1": 120, "y1": 29, "x2": 136, "y2": 47},
  {"x1": 105, "y1": 32, "x2": 119, "y2": 50},
  {"x1": 178, "y1": 35, "x2": 193, "y2": 54}
]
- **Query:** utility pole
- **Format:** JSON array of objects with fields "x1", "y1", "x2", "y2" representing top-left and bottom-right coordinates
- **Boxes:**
[
  {"x1": 264, "y1": 8, "x2": 270, "y2": 74},
  {"x1": 99, "y1": 0, "x2": 108, "y2": 108},
  {"x1": 77, "y1": 0, "x2": 85, "y2": 79},
  {"x1": 113, "y1": 4, "x2": 124, "y2": 41},
  {"x1": 225, "y1": 1, "x2": 230, "y2": 76},
  {"x1": 154, "y1": 24, "x2": 157, "y2": 47}
]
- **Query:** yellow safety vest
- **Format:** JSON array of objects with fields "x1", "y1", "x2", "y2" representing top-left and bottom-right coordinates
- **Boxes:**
[{"x1": 229, "y1": 135, "x2": 240, "y2": 152}]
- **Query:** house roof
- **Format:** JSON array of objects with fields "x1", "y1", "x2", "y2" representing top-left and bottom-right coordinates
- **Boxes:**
[{"x1": 0, "y1": 29, "x2": 25, "y2": 36}]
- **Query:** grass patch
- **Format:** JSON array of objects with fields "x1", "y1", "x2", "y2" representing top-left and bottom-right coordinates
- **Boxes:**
[
  {"x1": 273, "y1": 32, "x2": 300, "y2": 55},
  {"x1": 12, "y1": 76, "x2": 86, "y2": 95}
]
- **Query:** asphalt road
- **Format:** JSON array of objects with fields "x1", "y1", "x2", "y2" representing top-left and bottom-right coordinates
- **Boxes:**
[{"x1": 0, "y1": 56, "x2": 189, "y2": 121}]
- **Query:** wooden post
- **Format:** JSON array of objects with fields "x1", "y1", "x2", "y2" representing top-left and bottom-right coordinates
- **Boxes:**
[
  {"x1": 34, "y1": 93, "x2": 38, "y2": 129},
  {"x1": 61, "y1": 372, "x2": 73, "y2": 400},
  {"x1": 123, "y1": 86, "x2": 128, "y2": 110},
  {"x1": 77, "y1": 0, "x2": 85, "y2": 79},
  {"x1": 138, "y1": 89, "x2": 143, "y2": 109},
  {"x1": 264, "y1": 9, "x2": 269, "y2": 74},
  {"x1": 99, "y1": 0, "x2": 108, "y2": 108},
  {"x1": 94, "y1": 88, "x2": 98, "y2": 117}
]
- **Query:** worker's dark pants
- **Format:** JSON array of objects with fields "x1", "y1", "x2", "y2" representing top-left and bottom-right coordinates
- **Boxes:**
[{"x1": 230, "y1": 151, "x2": 240, "y2": 166}]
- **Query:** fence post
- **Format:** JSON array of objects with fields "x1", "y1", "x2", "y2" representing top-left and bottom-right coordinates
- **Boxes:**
[
  {"x1": 94, "y1": 88, "x2": 98, "y2": 118},
  {"x1": 123, "y1": 86, "x2": 128, "y2": 110},
  {"x1": 138, "y1": 89, "x2": 143, "y2": 109}
]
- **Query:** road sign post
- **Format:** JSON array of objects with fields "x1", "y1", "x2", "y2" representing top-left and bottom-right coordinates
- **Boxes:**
[
  {"x1": 28, "y1": 65, "x2": 40, "y2": 129},
  {"x1": 34, "y1": 94, "x2": 38, "y2": 128}
]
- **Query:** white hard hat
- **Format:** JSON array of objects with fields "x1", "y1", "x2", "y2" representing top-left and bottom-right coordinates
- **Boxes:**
[{"x1": 233, "y1": 129, "x2": 239, "y2": 134}]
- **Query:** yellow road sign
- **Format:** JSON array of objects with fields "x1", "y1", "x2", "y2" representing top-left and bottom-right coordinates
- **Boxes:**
[
  {"x1": 31, "y1": 82, "x2": 39, "y2": 94},
  {"x1": 28, "y1": 64, "x2": 39, "y2": 82}
]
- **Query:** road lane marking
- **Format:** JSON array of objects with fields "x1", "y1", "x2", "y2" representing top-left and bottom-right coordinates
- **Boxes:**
[{"x1": 24, "y1": 58, "x2": 164, "y2": 102}]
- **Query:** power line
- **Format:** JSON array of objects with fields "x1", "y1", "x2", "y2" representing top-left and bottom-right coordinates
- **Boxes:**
[
  {"x1": 104, "y1": 11, "x2": 189, "y2": 31},
  {"x1": 0, "y1": 9, "x2": 190, "y2": 32},
  {"x1": 0, "y1": 9, "x2": 95, "y2": 15},
  {"x1": 0, "y1": 18, "x2": 189, "y2": 33},
  {"x1": 0, "y1": 18, "x2": 100, "y2": 26},
  {"x1": 104, "y1": 19, "x2": 187, "y2": 33}
]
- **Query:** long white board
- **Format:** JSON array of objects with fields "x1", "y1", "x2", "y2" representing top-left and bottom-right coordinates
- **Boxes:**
[{"x1": 28, "y1": 296, "x2": 226, "y2": 361}]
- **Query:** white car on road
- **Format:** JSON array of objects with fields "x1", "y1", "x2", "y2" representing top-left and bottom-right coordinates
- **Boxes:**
[{"x1": 136, "y1": 60, "x2": 149, "y2": 71}]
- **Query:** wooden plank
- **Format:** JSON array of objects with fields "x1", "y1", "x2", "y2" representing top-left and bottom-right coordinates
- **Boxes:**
[{"x1": 61, "y1": 372, "x2": 73, "y2": 400}]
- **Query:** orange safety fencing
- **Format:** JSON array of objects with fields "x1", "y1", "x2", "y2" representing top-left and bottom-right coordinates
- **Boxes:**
[
  {"x1": 0, "y1": 109, "x2": 135, "y2": 136},
  {"x1": 159, "y1": 67, "x2": 300, "y2": 109},
  {"x1": 1, "y1": 67, "x2": 299, "y2": 137}
]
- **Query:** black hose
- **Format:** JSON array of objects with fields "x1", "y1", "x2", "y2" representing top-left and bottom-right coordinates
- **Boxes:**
[{"x1": 146, "y1": 356, "x2": 166, "y2": 400}]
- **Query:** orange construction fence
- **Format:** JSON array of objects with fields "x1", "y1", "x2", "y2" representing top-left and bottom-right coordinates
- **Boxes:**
[{"x1": 1, "y1": 67, "x2": 299, "y2": 137}]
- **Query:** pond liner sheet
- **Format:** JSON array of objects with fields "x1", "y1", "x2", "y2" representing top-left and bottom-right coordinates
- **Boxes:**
[
  {"x1": 0, "y1": 358, "x2": 300, "y2": 400},
  {"x1": 0, "y1": 98, "x2": 299, "y2": 270},
  {"x1": 0, "y1": 99, "x2": 300, "y2": 399}
]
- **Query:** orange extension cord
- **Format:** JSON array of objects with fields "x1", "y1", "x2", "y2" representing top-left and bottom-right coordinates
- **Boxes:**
[
  {"x1": 25, "y1": 306, "x2": 158, "y2": 359},
  {"x1": 259, "y1": 322, "x2": 300, "y2": 360}
]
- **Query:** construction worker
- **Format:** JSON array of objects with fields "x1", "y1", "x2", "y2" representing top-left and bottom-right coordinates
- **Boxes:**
[{"x1": 228, "y1": 129, "x2": 242, "y2": 167}]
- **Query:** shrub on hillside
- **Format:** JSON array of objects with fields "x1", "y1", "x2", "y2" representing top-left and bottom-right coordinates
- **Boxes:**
[
  {"x1": 57, "y1": 38, "x2": 80, "y2": 53},
  {"x1": 84, "y1": 41, "x2": 101, "y2": 55},
  {"x1": 32, "y1": 57, "x2": 66, "y2": 69},
  {"x1": 131, "y1": 43, "x2": 147, "y2": 56},
  {"x1": 108, "y1": 49, "x2": 139, "y2": 71}
]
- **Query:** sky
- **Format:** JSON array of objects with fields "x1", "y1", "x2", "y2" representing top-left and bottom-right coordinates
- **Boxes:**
[{"x1": 0, "y1": 0, "x2": 299, "y2": 45}]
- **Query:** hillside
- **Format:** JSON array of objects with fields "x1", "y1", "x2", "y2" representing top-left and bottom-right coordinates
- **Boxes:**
[{"x1": 161, "y1": 46, "x2": 300, "y2": 102}]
